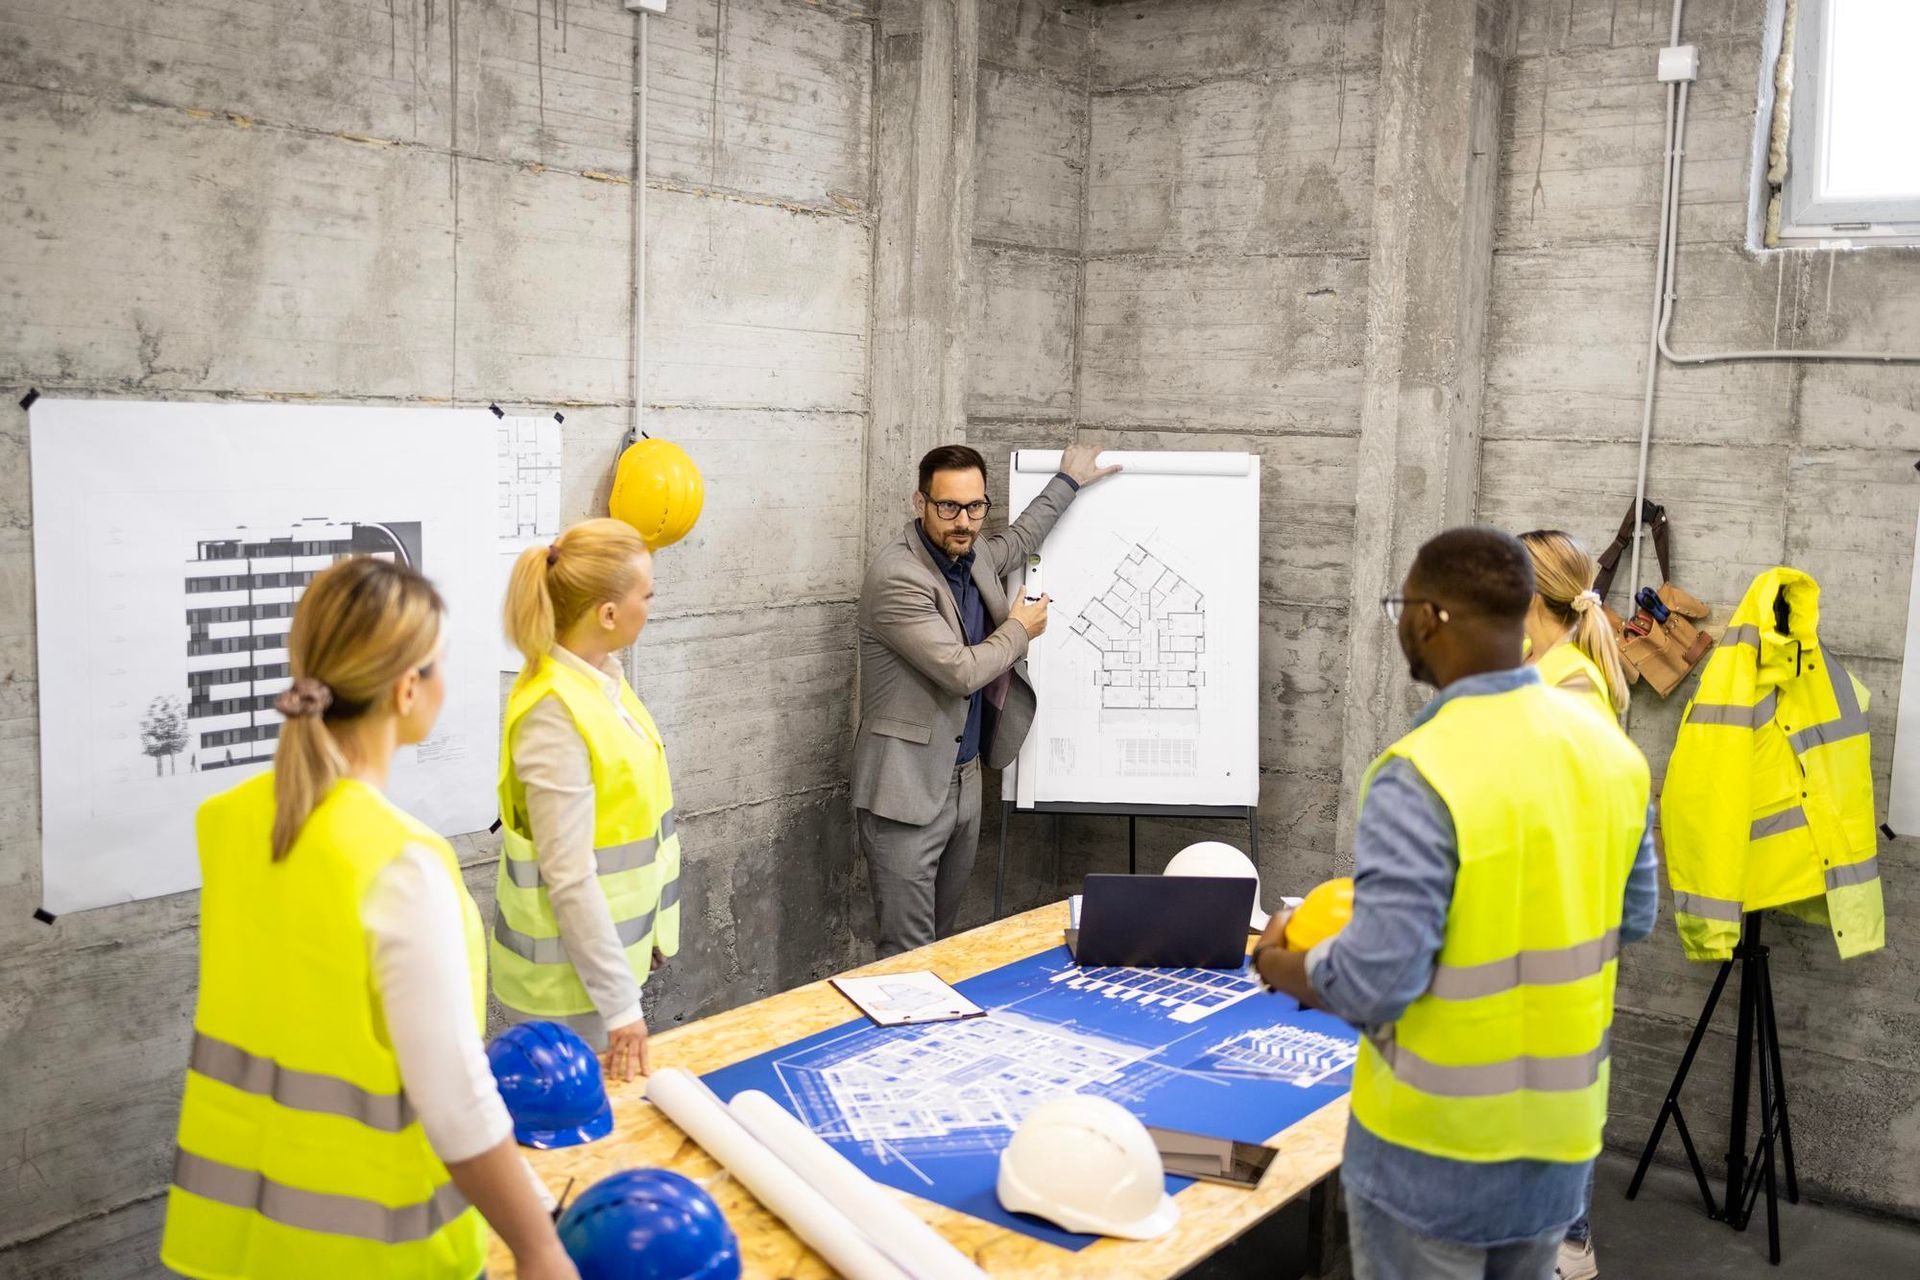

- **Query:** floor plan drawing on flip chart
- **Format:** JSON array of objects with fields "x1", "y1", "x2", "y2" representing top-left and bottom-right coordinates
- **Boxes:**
[
  {"x1": 703, "y1": 946, "x2": 1356, "y2": 1250},
  {"x1": 1005, "y1": 451, "x2": 1259, "y2": 807}
]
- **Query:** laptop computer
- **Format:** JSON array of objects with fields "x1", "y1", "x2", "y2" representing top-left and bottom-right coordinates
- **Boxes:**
[{"x1": 1066, "y1": 874, "x2": 1256, "y2": 969}]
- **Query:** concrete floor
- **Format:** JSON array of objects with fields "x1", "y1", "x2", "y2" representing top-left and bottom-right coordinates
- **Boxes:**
[{"x1": 1574, "y1": 1151, "x2": 1920, "y2": 1278}]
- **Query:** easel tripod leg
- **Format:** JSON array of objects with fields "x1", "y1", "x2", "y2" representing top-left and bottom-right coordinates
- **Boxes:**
[
  {"x1": 1759, "y1": 955, "x2": 1799, "y2": 1203},
  {"x1": 994, "y1": 799, "x2": 1012, "y2": 918},
  {"x1": 1627, "y1": 955, "x2": 1733, "y2": 1216}
]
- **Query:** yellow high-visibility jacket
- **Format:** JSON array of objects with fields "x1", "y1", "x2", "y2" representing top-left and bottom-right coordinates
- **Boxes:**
[{"x1": 1661, "y1": 568, "x2": 1883, "y2": 961}]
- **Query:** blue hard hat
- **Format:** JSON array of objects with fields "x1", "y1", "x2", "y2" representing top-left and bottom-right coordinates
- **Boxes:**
[
  {"x1": 558, "y1": 1169, "x2": 743, "y2": 1280},
  {"x1": 486, "y1": 1021, "x2": 614, "y2": 1149}
]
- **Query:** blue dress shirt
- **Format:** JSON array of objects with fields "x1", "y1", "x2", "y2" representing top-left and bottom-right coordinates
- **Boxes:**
[{"x1": 1305, "y1": 666, "x2": 1660, "y2": 1245}]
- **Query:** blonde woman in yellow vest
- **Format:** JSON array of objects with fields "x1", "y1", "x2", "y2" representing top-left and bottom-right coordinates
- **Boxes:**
[
  {"x1": 1518, "y1": 529, "x2": 1632, "y2": 1280},
  {"x1": 1520, "y1": 529, "x2": 1630, "y2": 727},
  {"x1": 498, "y1": 518, "x2": 680, "y2": 1084},
  {"x1": 162, "y1": 558, "x2": 576, "y2": 1280}
]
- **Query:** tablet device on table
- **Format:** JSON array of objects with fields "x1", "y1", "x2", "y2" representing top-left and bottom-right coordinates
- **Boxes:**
[{"x1": 1066, "y1": 873, "x2": 1255, "y2": 969}]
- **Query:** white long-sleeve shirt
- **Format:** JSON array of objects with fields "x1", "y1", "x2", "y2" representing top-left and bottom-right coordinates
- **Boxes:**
[
  {"x1": 503, "y1": 646, "x2": 655, "y2": 1047},
  {"x1": 363, "y1": 843, "x2": 552, "y2": 1208}
]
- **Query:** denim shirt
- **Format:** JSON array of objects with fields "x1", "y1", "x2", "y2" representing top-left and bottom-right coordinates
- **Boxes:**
[{"x1": 1306, "y1": 666, "x2": 1660, "y2": 1245}]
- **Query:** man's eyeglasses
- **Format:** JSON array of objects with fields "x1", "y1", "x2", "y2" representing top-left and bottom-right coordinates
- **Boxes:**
[
  {"x1": 924, "y1": 496, "x2": 992, "y2": 520},
  {"x1": 1381, "y1": 596, "x2": 1450, "y2": 625}
]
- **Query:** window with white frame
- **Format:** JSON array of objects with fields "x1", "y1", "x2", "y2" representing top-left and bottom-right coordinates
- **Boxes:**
[{"x1": 1764, "y1": 0, "x2": 1920, "y2": 246}]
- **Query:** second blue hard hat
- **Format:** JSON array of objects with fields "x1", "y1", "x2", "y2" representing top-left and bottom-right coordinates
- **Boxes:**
[
  {"x1": 558, "y1": 1169, "x2": 743, "y2": 1280},
  {"x1": 486, "y1": 1021, "x2": 614, "y2": 1149}
]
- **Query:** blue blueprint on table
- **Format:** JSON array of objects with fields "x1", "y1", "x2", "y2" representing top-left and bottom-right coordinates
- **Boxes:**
[{"x1": 701, "y1": 945, "x2": 1358, "y2": 1252}]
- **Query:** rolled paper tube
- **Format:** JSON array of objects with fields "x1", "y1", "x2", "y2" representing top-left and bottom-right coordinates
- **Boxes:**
[
  {"x1": 1012, "y1": 449, "x2": 1253, "y2": 477},
  {"x1": 646, "y1": 1069, "x2": 911, "y2": 1280},
  {"x1": 730, "y1": 1090, "x2": 988, "y2": 1280}
]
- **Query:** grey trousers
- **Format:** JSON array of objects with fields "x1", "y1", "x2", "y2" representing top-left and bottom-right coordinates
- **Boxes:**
[
  {"x1": 857, "y1": 759, "x2": 982, "y2": 959},
  {"x1": 1348, "y1": 1192, "x2": 1560, "y2": 1280}
]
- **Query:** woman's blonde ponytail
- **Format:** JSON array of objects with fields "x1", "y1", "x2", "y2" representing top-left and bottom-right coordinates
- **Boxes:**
[
  {"x1": 271, "y1": 558, "x2": 445, "y2": 860},
  {"x1": 505, "y1": 543, "x2": 559, "y2": 674},
  {"x1": 1519, "y1": 529, "x2": 1631, "y2": 719},
  {"x1": 507, "y1": 519, "x2": 650, "y2": 679}
]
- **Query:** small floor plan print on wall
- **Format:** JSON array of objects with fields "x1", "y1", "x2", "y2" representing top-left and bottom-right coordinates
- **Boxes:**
[
  {"x1": 1072, "y1": 544, "x2": 1207, "y2": 714},
  {"x1": 29, "y1": 399, "x2": 499, "y2": 914}
]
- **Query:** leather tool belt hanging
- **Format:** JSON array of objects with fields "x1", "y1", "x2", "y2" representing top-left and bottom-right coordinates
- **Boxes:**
[{"x1": 1593, "y1": 499, "x2": 1714, "y2": 697}]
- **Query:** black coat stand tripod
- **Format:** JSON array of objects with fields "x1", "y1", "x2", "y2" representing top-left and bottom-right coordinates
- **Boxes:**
[{"x1": 1626, "y1": 911, "x2": 1798, "y2": 1264}]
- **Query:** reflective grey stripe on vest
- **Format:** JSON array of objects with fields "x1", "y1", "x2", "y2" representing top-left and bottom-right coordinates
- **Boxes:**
[
  {"x1": 659, "y1": 876, "x2": 681, "y2": 911},
  {"x1": 1428, "y1": 930, "x2": 1621, "y2": 1001},
  {"x1": 502, "y1": 810, "x2": 678, "y2": 889},
  {"x1": 493, "y1": 906, "x2": 657, "y2": 965},
  {"x1": 1371, "y1": 1032, "x2": 1611, "y2": 1097},
  {"x1": 190, "y1": 1033, "x2": 415, "y2": 1133},
  {"x1": 1751, "y1": 808, "x2": 1809, "y2": 841},
  {"x1": 1673, "y1": 890, "x2": 1744, "y2": 923},
  {"x1": 172, "y1": 1149, "x2": 467, "y2": 1244},
  {"x1": 1789, "y1": 659, "x2": 1869, "y2": 754},
  {"x1": 1826, "y1": 855, "x2": 1880, "y2": 890},
  {"x1": 1687, "y1": 690, "x2": 1777, "y2": 729},
  {"x1": 1722, "y1": 624, "x2": 1762, "y2": 648}
]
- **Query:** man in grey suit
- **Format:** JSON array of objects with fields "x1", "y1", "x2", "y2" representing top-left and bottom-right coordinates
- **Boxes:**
[{"x1": 854, "y1": 442, "x2": 1120, "y2": 957}]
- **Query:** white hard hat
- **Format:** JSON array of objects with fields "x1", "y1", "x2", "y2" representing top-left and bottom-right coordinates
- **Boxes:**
[
  {"x1": 1163, "y1": 841, "x2": 1270, "y2": 931},
  {"x1": 996, "y1": 1095, "x2": 1179, "y2": 1240}
]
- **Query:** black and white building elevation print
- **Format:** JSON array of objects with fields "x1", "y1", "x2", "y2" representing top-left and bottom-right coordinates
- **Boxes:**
[{"x1": 180, "y1": 520, "x2": 422, "y2": 772}]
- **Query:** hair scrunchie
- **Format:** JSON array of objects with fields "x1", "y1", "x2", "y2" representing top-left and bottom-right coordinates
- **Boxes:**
[
  {"x1": 274, "y1": 677, "x2": 333, "y2": 719},
  {"x1": 1570, "y1": 590, "x2": 1602, "y2": 615}
]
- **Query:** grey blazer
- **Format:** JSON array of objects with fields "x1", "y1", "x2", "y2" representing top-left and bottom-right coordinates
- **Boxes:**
[{"x1": 852, "y1": 475, "x2": 1079, "y2": 826}]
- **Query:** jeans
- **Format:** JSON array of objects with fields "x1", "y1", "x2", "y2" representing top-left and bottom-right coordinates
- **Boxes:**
[
  {"x1": 1349, "y1": 1190, "x2": 1561, "y2": 1280},
  {"x1": 1563, "y1": 1164, "x2": 1595, "y2": 1246}
]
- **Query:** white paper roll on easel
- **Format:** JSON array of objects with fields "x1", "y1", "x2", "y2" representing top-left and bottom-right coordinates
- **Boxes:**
[
  {"x1": 730, "y1": 1090, "x2": 988, "y2": 1280},
  {"x1": 647, "y1": 1069, "x2": 910, "y2": 1280},
  {"x1": 1012, "y1": 449, "x2": 1253, "y2": 477}
]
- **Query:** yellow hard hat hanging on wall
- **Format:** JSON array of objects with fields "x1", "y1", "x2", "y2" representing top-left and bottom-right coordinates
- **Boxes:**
[{"x1": 610, "y1": 437, "x2": 705, "y2": 550}]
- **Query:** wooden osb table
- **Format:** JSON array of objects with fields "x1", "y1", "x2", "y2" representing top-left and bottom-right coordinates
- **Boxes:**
[{"x1": 488, "y1": 901, "x2": 1350, "y2": 1278}]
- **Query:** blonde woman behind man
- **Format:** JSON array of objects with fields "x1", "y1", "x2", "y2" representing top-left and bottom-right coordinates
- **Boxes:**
[
  {"x1": 1520, "y1": 528, "x2": 1633, "y2": 1280},
  {"x1": 497, "y1": 518, "x2": 680, "y2": 1085},
  {"x1": 1520, "y1": 529, "x2": 1631, "y2": 725},
  {"x1": 162, "y1": 558, "x2": 575, "y2": 1280}
]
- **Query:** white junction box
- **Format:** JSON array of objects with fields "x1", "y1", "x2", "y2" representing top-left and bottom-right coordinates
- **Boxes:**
[
  {"x1": 1657, "y1": 44, "x2": 1699, "y2": 83},
  {"x1": 623, "y1": 0, "x2": 668, "y2": 13}
]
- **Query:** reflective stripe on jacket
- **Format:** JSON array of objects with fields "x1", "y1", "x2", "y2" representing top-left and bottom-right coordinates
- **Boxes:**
[
  {"x1": 494, "y1": 655, "x2": 682, "y2": 1017},
  {"x1": 1661, "y1": 567, "x2": 1883, "y2": 961},
  {"x1": 1350, "y1": 681, "x2": 1651, "y2": 1164},
  {"x1": 163, "y1": 773, "x2": 487, "y2": 1279}
]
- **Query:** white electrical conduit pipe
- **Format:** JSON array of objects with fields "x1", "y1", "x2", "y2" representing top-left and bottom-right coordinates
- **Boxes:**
[
  {"x1": 729, "y1": 1090, "x2": 989, "y2": 1280},
  {"x1": 629, "y1": 10, "x2": 649, "y2": 446},
  {"x1": 1623, "y1": 0, "x2": 1920, "y2": 683},
  {"x1": 647, "y1": 1069, "x2": 913, "y2": 1280}
]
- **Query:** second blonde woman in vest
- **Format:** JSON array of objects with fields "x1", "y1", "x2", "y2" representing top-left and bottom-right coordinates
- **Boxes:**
[
  {"x1": 162, "y1": 557, "x2": 574, "y2": 1280},
  {"x1": 497, "y1": 518, "x2": 681, "y2": 1084},
  {"x1": 1520, "y1": 528, "x2": 1631, "y2": 1280},
  {"x1": 1519, "y1": 529, "x2": 1630, "y2": 725}
]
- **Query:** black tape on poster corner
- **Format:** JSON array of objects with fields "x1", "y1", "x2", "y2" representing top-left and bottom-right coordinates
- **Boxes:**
[
  {"x1": 19, "y1": 388, "x2": 40, "y2": 411},
  {"x1": 32, "y1": 907, "x2": 55, "y2": 925},
  {"x1": 1883, "y1": 823, "x2": 1897, "y2": 841},
  {"x1": 553, "y1": 412, "x2": 565, "y2": 424},
  {"x1": 489, "y1": 818, "x2": 503, "y2": 834},
  {"x1": 489, "y1": 403, "x2": 505, "y2": 419}
]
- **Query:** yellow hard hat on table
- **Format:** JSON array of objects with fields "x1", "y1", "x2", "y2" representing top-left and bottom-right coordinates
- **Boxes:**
[
  {"x1": 1283, "y1": 876, "x2": 1354, "y2": 951},
  {"x1": 610, "y1": 436, "x2": 704, "y2": 550}
]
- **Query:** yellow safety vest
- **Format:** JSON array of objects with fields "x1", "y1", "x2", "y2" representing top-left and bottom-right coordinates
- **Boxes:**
[
  {"x1": 162, "y1": 773, "x2": 487, "y2": 1280},
  {"x1": 1661, "y1": 568, "x2": 1883, "y2": 961},
  {"x1": 1534, "y1": 640, "x2": 1619, "y2": 723},
  {"x1": 1350, "y1": 680, "x2": 1650, "y2": 1164},
  {"x1": 493, "y1": 654, "x2": 682, "y2": 1017}
]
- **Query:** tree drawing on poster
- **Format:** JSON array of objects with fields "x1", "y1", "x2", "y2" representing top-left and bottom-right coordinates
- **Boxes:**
[
  {"x1": 28, "y1": 399, "x2": 499, "y2": 915},
  {"x1": 138, "y1": 697, "x2": 189, "y2": 777}
]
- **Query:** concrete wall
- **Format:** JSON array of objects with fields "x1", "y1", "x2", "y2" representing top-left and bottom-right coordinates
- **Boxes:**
[
  {"x1": 1479, "y1": 0, "x2": 1920, "y2": 1219},
  {"x1": 0, "y1": 0, "x2": 874, "y2": 1270},
  {"x1": 1057, "y1": 0, "x2": 1381, "y2": 892}
]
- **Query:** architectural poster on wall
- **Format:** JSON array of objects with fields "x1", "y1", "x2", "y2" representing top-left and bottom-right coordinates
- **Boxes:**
[{"x1": 28, "y1": 398, "x2": 499, "y2": 914}]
